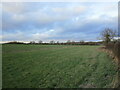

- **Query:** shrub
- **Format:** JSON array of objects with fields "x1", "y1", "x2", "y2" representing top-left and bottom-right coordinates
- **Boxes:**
[{"x1": 106, "y1": 41, "x2": 120, "y2": 65}]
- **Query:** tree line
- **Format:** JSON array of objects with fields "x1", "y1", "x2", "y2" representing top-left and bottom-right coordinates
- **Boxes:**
[
  {"x1": 4, "y1": 28, "x2": 119, "y2": 46},
  {"x1": 5, "y1": 40, "x2": 103, "y2": 45}
]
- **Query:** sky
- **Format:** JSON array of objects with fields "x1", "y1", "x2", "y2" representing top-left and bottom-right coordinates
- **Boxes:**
[{"x1": 1, "y1": 2, "x2": 118, "y2": 43}]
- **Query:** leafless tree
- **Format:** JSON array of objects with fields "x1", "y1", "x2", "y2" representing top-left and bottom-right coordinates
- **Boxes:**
[
  {"x1": 39, "y1": 40, "x2": 42, "y2": 44},
  {"x1": 57, "y1": 41, "x2": 59, "y2": 44},
  {"x1": 67, "y1": 40, "x2": 71, "y2": 43},
  {"x1": 50, "y1": 40, "x2": 55, "y2": 44},
  {"x1": 30, "y1": 41, "x2": 35, "y2": 44},
  {"x1": 100, "y1": 28, "x2": 117, "y2": 45}
]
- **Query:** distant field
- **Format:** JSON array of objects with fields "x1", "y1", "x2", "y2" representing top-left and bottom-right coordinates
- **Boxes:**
[{"x1": 2, "y1": 44, "x2": 118, "y2": 88}]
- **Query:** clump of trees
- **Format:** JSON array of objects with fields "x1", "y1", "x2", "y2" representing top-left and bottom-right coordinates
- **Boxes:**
[{"x1": 5, "y1": 40, "x2": 103, "y2": 45}]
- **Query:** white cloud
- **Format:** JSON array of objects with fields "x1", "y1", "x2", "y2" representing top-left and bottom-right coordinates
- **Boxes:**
[
  {"x1": 3, "y1": 31, "x2": 27, "y2": 40},
  {"x1": 1, "y1": 0, "x2": 119, "y2": 2},
  {"x1": 2, "y1": 2, "x2": 25, "y2": 14},
  {"x1": 52, "y1": 5, "x2": 86, "y2": 16},
  {"x1": 9, "y1": 4, "x2": 86, "y2": 24},
  {"x1": 27, "y1": 5, "x2": 86, "y2": 24},
  {"x1": 89, "y1": 3, "x2": 118, "y2": 18},
  {"x1": 2, "y1": 2, "x2": 118, "y2": 42},
  {"x1": 12, "y1": 14, "x2": 27, "y2": 22},
  {"x1": 2, "y1": 2, "x2": 117, "y2": 28},
  {"x1": 32, "y1": 28, "x2": 63, "y2": 40}
]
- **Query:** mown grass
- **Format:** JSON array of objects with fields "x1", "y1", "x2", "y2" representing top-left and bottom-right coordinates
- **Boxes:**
[{"x1": 2, "y1": 44, "x2": 118, "y2": 88}]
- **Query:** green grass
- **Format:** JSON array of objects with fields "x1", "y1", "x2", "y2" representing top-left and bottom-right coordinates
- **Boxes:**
[{"x1": 2, "y1": 44, "x2": 118, "y2": 88}]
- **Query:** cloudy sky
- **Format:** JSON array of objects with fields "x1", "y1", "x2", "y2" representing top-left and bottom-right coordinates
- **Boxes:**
[{"x1": 1, "y1": 2, "x2": 118, "y2": 43}]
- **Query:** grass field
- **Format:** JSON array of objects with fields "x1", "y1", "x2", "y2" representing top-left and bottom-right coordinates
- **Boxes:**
[{"x1": 2, "y1": 44, "x2": 118, "y2": 88}]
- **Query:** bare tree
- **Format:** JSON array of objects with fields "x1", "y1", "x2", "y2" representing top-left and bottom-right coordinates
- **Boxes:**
[
  {"x1": 30, "y1": 41, "x2": 35, "y2": 44},
  {"x1": 67, "y1": 40, "x2": 71, "y2": 43},
  {"x1": 39, "y1": 40, "x2": 42, "y2": 44},
  {"x1": 80, "y1": 40, "x2": 84, "y2": 44},
  {"x1": 80, "y1": 40, "x2": 84, "y2": 43},
  {"x1": 66, "y1": 40, "x2": 71, "y2": 45},
  {"x1": 71, "y1": 40, "x2": 75, "y2": 45},
  {"x1": 50, "y1": 40, "x2": 55, "y2": 44},
  {"x1": 100, "y1": 28, "x2": 117, "y2": 45},
  {"x1": 57, "y1": 41, "x2": 59, "y2": 45}
]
